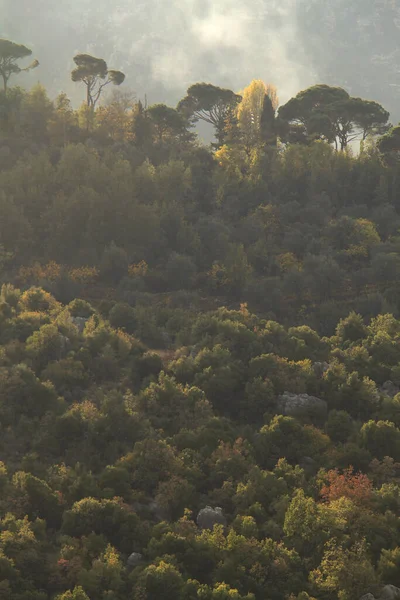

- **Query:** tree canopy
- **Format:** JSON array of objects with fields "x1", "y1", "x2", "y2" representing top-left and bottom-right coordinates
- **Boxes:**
[
  {"x1": 178, "y1": 82, "x2": 242, "y2": 147},
  {"x1": 0, "y1": 38, "x2": 39, "y2": 93},
  {"x1": 71, "y1": 53, "x2": 125, "y2": 108},
  {"x1": 278, "y1": 84, "x2": 390, "y2": 149},
  {"x1": 1, "y1": 58, "x2": 400, "y2": 600}
]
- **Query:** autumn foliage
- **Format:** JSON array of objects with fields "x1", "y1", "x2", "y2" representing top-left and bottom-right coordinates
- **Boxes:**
[{"x1": 320, "y1": 467, "x2": 373, "y2": 505}]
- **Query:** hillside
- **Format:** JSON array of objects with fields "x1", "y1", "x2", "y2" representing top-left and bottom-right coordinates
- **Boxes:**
[
  {"x1": 1, "y1": 288, "x2": 400, "y2": 599},
  {"x1": 1, "y1": 75, "x2": 400, "y2": 599}
]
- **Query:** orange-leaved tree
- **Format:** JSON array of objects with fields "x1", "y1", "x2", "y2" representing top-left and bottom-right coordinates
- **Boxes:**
[{"x1": 320, "y1": 467, "x2": 372, "y2": 505}]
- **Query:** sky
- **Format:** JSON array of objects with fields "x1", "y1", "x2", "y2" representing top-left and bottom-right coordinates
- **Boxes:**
[
  {"x1": 0, "y1": 0, "x2": 314, "y2": 106},
  {"x1": 1, "y1": 0, "x2": 400, "y2": 121}
]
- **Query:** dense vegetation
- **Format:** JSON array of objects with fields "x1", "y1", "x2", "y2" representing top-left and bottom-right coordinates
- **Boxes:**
[
  {"x1": 1, "y1": 288, "x2": 400, "y2": 600},
  {"x1": 1, "y1": 75, "x2": 400, "y2": 334},
  {"x1": 2, "y1": 42, "x2": 400, "y2": 600}
]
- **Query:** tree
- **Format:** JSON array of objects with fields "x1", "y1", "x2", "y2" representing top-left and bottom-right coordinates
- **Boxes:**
[
  {"x1": 99, "y1": 242, "x2": 128, "y2": 284},
  {"x1": 95, "y1": 89, "x2": 135, "y2": 142},
  {"x1": 71, "y1": 54, "x2": 125, "y2": 109},
  {"x1": 177, "y1": 82, "x2": 241, "y2": 147},
  {"x1": 20, "y1": 83, "x2": 54, "y2": 142},
  {"x1": 11, "y1": 471, "x2": 62, "y2": 527},
  {"x1": 320, "y1": 467, "x2": 373, "y2": 505},
  {"x1": 132, "y1": 100, "x2": 152, "y2": 148},
  {"x1": 62, "y1": 497, "x2": 144, "y2": 554},
  {"x1": 49, "y1": 92, "x2": 78, "y2": 146},
  {"x1": 378, "y1": 547, "x2": 400, "y2": 587},
  {"x1": 56, "y1": 587, "x2": 90, "y2": 600},
  {"x1": 279, "y1": 84, "x2": 389, "y2": 150},
  {"x1": 335, "y1": 312, "x2": 368, "y2": 344},
  {"x1": 323, "y1": 96, "x2": 389, "y2": 150},
  {"x1": 135, "y1": 561, "x2": 185, "y2": 600},
  {"x1": 236, "y1": 80, "x2": 278, "y2": 151},
  {"x1": 360, "y1": 420, "x2": 400, "y2": 461},
  {"x1": 310, "y1": 539, "x2": 376, "y2": 600},
  {"x1": 260, "y1": 94, "x2": 278, "y2": 147},
  {"x1": 147, "y1": 103, "x2": 193, "y2": 145},
  {"x1": 283, "y1": 489, "x2": 323, "y2": 551},
  {"x1": 279, "y1": 85, "x2": 348, "y2": 145},
  {"x1": 348, "y1": 97, "x2": 390, "y2": 141},
  {"x1": 0, "y1": 39, "x2": 38, "y2": 93},
  {"x1": 377, "y1": 125, "x2": 400, "y2": 164},
  {"x1": 165, "y1": 252, "x2": 197, "y2": 290}
]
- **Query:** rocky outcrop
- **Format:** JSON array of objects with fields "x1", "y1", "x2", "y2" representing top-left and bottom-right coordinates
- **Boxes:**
[
  {"x1": 127, "y1": 552, "x2": 143, "y2": 568},
  {"x1": 197, "y1": 506, "x2": 227, "y2": 531},
  {"x1": 360, "y1": 585, "x2": 400, "y2": 600},
  {"x1": 70, "y1": 316, "x2": 88, "y2": 333},
  {"x1": 59, "y1": 335, "x2": 71, "y2": 358},
  {"x1": 148, "y1": 500, "x2": 169, "y2": 522},
  {"x1": 313, "y1": 361, "x2": 329, "y2": 377},
  {"x1": 277, "y1": 392, "x2": 328, "y2": 419},
  {"x1": 379, "y1": 381, "x2": 400, "y2": 398},
  {"x1": 381, "y1": 585, "x2": 400, "y2": 600}
]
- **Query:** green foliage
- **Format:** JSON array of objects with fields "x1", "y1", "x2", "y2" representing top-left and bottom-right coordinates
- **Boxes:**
[
  {"x1": 0, "y1": 285, "x2": 399, "y2": 599},
  {"x1": 134, "y1": 560, "x2": 185, "y2": 600},
  {"x1": 71, "y1": 54, "x2": 125, "y2": 108},
  {"x1": 378, "y1": 546, "x2": 400, "y2": 587},
  {"x1": 67, "y1": 299, "x2": 94, "y2": 318},
  {"x1": 56, "y1": 587, "x2": 90, "y2": 600},
  {"x1": 178, "y1": 83, "x2": 242, "y2": 147},
  {"x1": 360, "y1": 420, "x2": 400, "y2": 461},
  {"x1": 279, "y1": 84, "x2": 389, "y2": 150},
  {"x1": 109, "y1": 303, "x2": 137, "y2": 333},
  {"x1": 62, "y1": 497, "x2": 144, "y2": 554},
  {"x1": 1, "y1": 69, "x2": 400, "y2": 600},
  {"x1": 0, "y1": 38, "x2": 38, "y2": 92}
]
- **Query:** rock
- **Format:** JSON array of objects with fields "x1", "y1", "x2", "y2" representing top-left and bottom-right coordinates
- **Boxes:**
[
  {"x1": 149, "y1": 500, "x2": 169, "y2": 522},
  {"x1": 127, "y1": 552, "x2": 143, "y2": 568},
  {"x1": 360, "y1": 594, "x2": 375, "y2": 600},
  {"x1": 197, "y1": 506, "x2": 227, "y2": 531},
  {"x1": 59, "y1": 335, "x2": 71, "y2": 358},
  {"x1": 380, "y1": 585, "x2": 400, "y2": 600},
  {"x1": 380, "y1": 381, "x2": 400, "y2": 398},
  {"x1": 313, "y1": 361, "x2": 329, "y2": 377},
  {"x1": 277, "y1": 392, "x2": 328, "y2": 420},
  {"x1": 71, "y1": 316, "x2": 88, "y2": 333}
]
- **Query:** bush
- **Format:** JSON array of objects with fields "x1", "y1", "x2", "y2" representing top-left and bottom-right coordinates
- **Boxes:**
[
  {"x1": 67, "y1": 299, "x2": 94, "y2": 318},
  {"x1": 165, "y1": 252, "x2": 197, "y2": 290},
  {"x1": 109, "y1": 302, "x2": 137, "y2": 333}
]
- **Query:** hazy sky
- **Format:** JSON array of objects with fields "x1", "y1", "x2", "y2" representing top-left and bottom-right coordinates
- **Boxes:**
[
  {"x1": 1, "y1": 0, "x2": 400, "y2": 121},
  {"x1": 0, "y1": 0, "x2": 315, "y2": 106}
]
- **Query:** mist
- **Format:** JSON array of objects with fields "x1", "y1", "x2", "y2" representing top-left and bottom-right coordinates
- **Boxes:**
[
  {"x1": 1, "y1": 0, "x2": 400, "y2": 121},
  {"x1": 1, "y1": 0, "x2": 314, "y2": 106}
]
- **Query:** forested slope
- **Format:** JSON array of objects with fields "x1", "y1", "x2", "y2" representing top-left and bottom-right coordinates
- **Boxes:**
[
  {"x1": 1, "y1": 78, "x2": 400, "y2": 334},
  {"x1": 1, "y1": 288, "x2": 400, "y2": 600},
  {"x1": 1, "y1": 66, "x2": 400, "y2": 599}
]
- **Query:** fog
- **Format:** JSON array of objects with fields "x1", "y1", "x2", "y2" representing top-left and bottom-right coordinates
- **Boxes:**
[{"x1": 1, "y1": 0, "x2": 400, "y2": 120}]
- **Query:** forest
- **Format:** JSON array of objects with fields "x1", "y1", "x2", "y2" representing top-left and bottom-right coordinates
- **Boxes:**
[{"x1": 1, "y1": 39, "x2": 400, "y2": 600}]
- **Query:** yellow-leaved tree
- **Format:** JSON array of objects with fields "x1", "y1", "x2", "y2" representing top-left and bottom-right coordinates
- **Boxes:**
[{"x1": 236, "y1": 80, "x2": 279, "y2": 151}]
